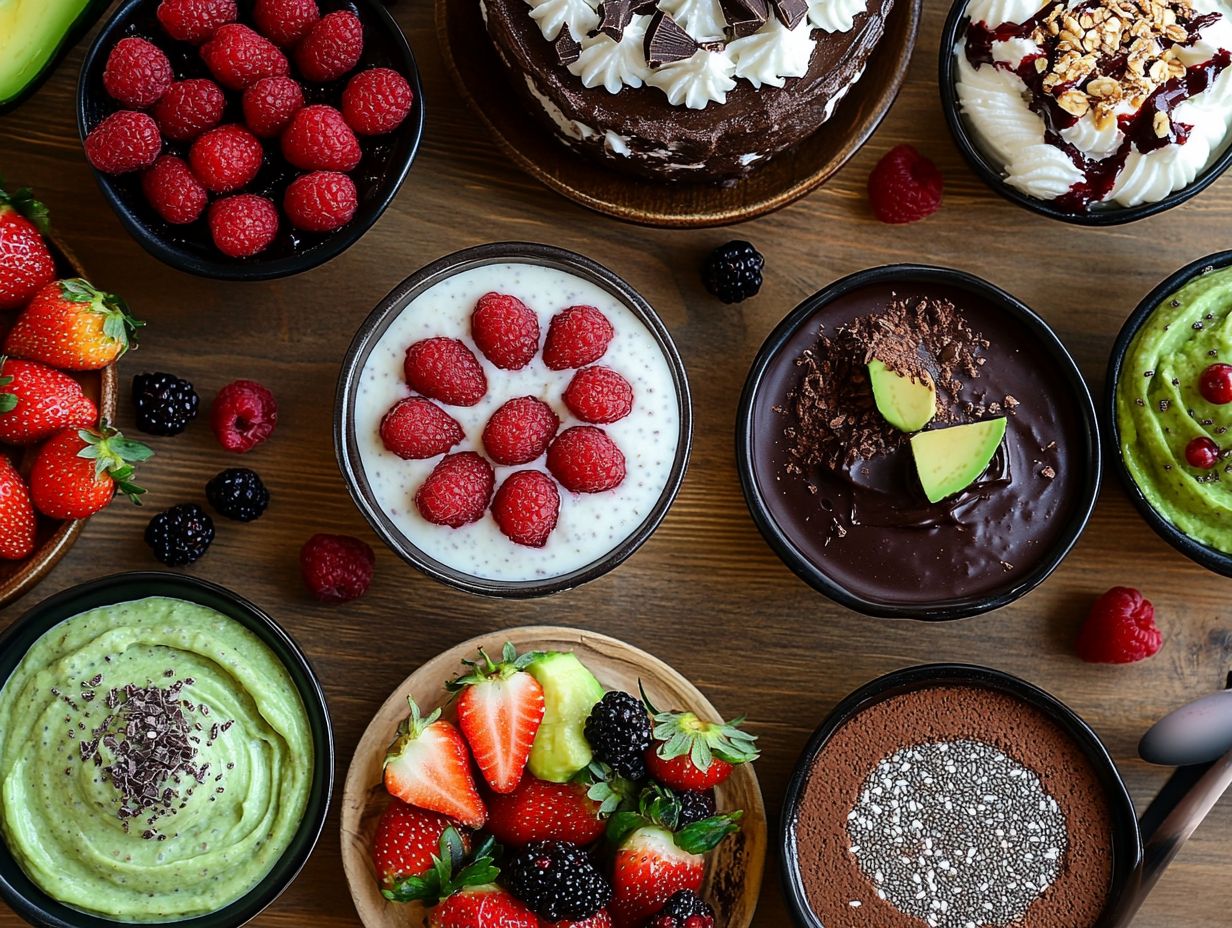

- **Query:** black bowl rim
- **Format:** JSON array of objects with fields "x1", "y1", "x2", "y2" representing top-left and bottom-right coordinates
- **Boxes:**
[
  {"x1": 1104, "y1": 249, "x2": 1232, "y2": 577},
  {"x1": 333, "y1": 240, "x2": 694, "y2": 599},
  {"x1": 736, "y1": 263, "x2": 1102, "y2": 621},
  {"x1": 75, "y1": 0, "x2": 426, "y2": 282},
  {"x1": 937, "y1": 0, "x2": 1232, "y2": 227},
  {"x1": 777, "y1": 662, "x2": 1142, "y2": 928},
  {"x1": 0, "y1": 571, "x2": 335, "y2": 928}
]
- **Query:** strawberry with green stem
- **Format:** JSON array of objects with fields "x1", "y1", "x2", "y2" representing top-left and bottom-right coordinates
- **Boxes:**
[
  {"x1": 29, "y1": 421, "x2": 152, "y2": 520},
  {"x1": 384, "y1": 698, "x2": 487, "y2": 829},
  {"x1": 641, "y1": 684, "x2": 758, "y2": 792},
  {"x1": 5, "y1": 278, "x2": 143, "y2": 370},
  {"x1": 0, "y1": 180, "x2": 55, "y2": 311},
  {"x1": 0, "y1": 356, "x2": 98, "y2": 444},
  {"x1": 372, "y1": 798, "x2": 472, "y2": 891},
  {"x1": 486, "y1": 772, "x2": 609, "y2": 848},
  {"x1": 382, "y1": 826, "x2": 496, "y2": 905}
]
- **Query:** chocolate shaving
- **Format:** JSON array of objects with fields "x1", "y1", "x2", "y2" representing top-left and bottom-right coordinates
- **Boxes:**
[
  {"x1": 598, "y1": 0, "x2": 633, "y2": 40},
  {"x1": 554, "y1": 29, "x2": 581, "y2": 65},
  {"x1": 722, "y1": 0, "x2": 770, "y2": 36},
  {"x1": 645, "y1": 11, "x2": 698, "y2": 68},
  {"x1": 770, "y1": 0, "x2": 808, "y2": 28}
]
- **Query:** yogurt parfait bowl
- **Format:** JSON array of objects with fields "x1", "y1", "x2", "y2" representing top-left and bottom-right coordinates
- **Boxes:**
[
  {"x1": 940, "y1": 0, "x2": 1232, "y2": 224},
  {"x1": 1108, "y1": 250, "x2": 1232, "y2": 576},
  {"x1": 0, "y1": 572, "x2": 334, "y2": 928},
  {"x1": 334, "y1": 242, "x2": 692, "y2": 598}
]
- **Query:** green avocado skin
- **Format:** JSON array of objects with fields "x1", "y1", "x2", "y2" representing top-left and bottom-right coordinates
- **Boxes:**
[{"x1": 0, "y1": 0, "x2": 111, "y2": 113}]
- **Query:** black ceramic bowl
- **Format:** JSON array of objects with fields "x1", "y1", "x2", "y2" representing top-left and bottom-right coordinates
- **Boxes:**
[
  {"x1": 77, "y1": 0, "x2": 424, "y2": 281},
  {"x1": 737, "y1": 264, "x2": 1101, "y2": 620},
  {"x1": 1106, "y1": 250, "x2": 1232, "y2": 577},
  {"x1": 779, "y1": 663, "x2": 1141, "y2": 928},
  {"x1": 0, "y1": 572, "x2": 335, "y2": 928},
  {"x1": 938, "y1": 0, "x2": 1232, "y2": 226},
  {"x1": 334, "y1": 241, "x2": 693, "y2": 598}
]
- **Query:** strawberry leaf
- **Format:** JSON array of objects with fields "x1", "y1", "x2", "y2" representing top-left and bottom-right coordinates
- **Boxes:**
[
  {"x1": 605, "y1": 811, "x2": 650, "y2": 848},
  {"x1": 74, "y1": 421, "x2": 153, "y2": 505},
  {"x1": 0, "y1": 180, "x2": 51, "y2": 235},
  {"x1": 674, "y1": 811, "x2": 742, "y2": 855},
  {"x1": 0, "y1": 357, "x2": 15, "y2": 414},
  {"x1": 583, "y1": 761, "x2": 637, "y2": 818}
]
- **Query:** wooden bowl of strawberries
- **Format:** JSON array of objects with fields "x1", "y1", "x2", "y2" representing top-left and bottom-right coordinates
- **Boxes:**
[{"x1": 0, "y1": 182, "x2": 151, "y2": 608}]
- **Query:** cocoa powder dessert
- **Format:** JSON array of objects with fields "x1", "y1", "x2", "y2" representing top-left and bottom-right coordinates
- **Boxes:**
[{"x1": 791, "y1": 685, "x2": 1114, "y2": 928}]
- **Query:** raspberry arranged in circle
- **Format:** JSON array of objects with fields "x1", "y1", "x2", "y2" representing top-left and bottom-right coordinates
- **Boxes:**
[
  {"x1": 543, "y1": 305, "x2": 615, "y2": 370},
  {"x1": 404, "y1": 337, "x2": 488, "y2": 407},
  {"x1": 295, "y1": 11, "x2": 364, "y2": 83},
  {"x1": 208, "y1": 194, "x2": 279, "y2": 257},
  {"x1": 471, "y1": 292, "x2": 541, "y2": 370},
  {"x1": 342, "y1": 68, "x2": 415, "y2": 136},
  {"x1": 242, "y1": 75, "x2": 304, "y2": 138},
  {"x1": 547, "y1": 426, "x2": 627, "y2": 494},
  {"x1": 142, "y1": 155, "x2": 208, "y2": 225},
  {"x1": 253, "y1": 0, "x2": 321, "y2": 47},
  {"x1": 482, "y1": 396, "x2": 560, "y2": 466},
  {"x1": 103, "y1": 37, "x2": 173, "y2": 109},
  {"x1": 492, "y1": 470, "x2": 561, "y2": 548},
  {"x1": 281, "y1": 104, "x2": 362, "y2": 172},
  {"x1": 190, "y1": 123, "x2": 264, "y2": 193},
  {"x1": 157, "y1": 0, "x2": 238, "y2": 44},
  {"x1": 153, "y1": 79, "x2": 226, "y2": 141},
  {"x1": 200, "y1": 23, "x2": 289, "y2": 91},
  {"x1": 283, "y1": 170, "x2": 358, "y2": 232},
  {"x1": 380, "y1": 396, "x2": 464, "y2": 460},
  {"x1": 415, "y1": 452, "x2": 495, "y2": 528},
  {"x1": 85, "y1": 110, "x2": 162, "y2": 174},
  {"x1": 563, "y1": 366, "x2": 633, "y2": 424}
]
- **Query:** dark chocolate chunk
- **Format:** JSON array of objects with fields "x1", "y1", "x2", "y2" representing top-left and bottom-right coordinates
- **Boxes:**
[
  {"x1": 770, "y1": 0, "x2": 808, "y2": 28},
  {"x1": 645, "y1": 10, "x2": 698, "y2": 67},
  {"x1": 554, "y1": 28, "x2": 582, "y2": 65},
  {"x1": 598, "y1": 0, "x2": 633, "y2": 41},
  {"x1": 722, "y1": 0, "x2": 770, "y2": 36}
]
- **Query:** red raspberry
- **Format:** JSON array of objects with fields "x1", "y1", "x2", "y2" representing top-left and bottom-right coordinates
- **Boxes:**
[
  {"x1": 295, "y1": 11, "x2": 364, "y2": 83},
  {"x1": 208, "y1": 194, "x2": 279, "y2": 258},
  {"x1": 210, "y1": 379, "x2": 278, "y2": 452},
  {"x1": 200, "y1": 23, "x2": 289, "y2": 91},
  {"x1": 415, "y1": 452, "x2": 495, "y2": 528},
  {"x1": 1076, "y1": 587, "x2": 1162, "y2": 664},
  {"x1": 252, "y1": 0, "x2": 321, "y2": 47},
  {"x1": 868, "y1": 144, "x2": 944, "y2": 224},
  {"x1": 189, "y1": 124, "x2": 264, "y2": 193},
  {"x1": 483, "y1": 397, "x2": 560, "y2": 465},
  {"x1": 341, "y1": 67, "x2": 414, "y2": 136},
  {"x1": 156, "y1": 0, "x2": 237, "y2": 44},
  {"x1": 547, "y1": 426, "x2": 626, "y2": 493},
  {"x1": 542, "y1": 305, "x2": 614, "y2": 371},
  {"x1": 283, "y1": 170, "x2": 357, "y2": 232},
  {"x1": 142, "y1": 155, "x2": 208, "y2": 225},
  {"x1": 379, "y1": 396, "x2": 464, "y2": 460},
  {"x1": 84, "y1": 110, "x2": 162, "y2": 174},
  {"x1": 281, "y1": 104, "x2": 362, "y2": 172},
  {"x1": 563, "y1": 366, "x2": 633, "y2": 423},
  {"x1": 242, "y1": 76, "x2": 304, "y2": 138},
  {"x1": 153, "y1": 78, "x2": 226, "y2": 141},
  {"x1": 471, "y1": 292, "x2": 540, "y2": 370},
  {"x1": 103, "y1": 38, "x2": 173, "y2": 108},
  {"x1": 492, "y1": 470, "x2": 560, "y2": 548},
  {"x1": 1199, "y1": 362, "x2": 1232, "y2": 405},
  {"x1": 300, "y1": 533, "x2": 374, "y2": 603},
  {"x1": 403, "y1": 337, "x2": 487, "y2": 407}
]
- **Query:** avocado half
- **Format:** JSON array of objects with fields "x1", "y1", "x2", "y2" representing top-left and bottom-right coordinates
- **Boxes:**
[{"x1": 0, "y1": 0, "x2": 111, "y2": 113}]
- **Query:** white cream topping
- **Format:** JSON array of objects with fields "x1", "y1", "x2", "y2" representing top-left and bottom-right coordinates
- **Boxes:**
[
  {"x1": 568, "y1": 14, "x2": 652, "y2": 92},
  {"x1": 646, "y1": 47, "x2": 737, "y2": 108},
  {"x1": 528, "y1": 0, "x2": 599, "y2": 41},
  {"x1": 660, "y1": 0, "x2": 728, "y2": 41},
  {"x1": 729, "y1": 17, "x2": 815, "y2": 88},
  {"x1": 807, "y1": 0, "x2": 869, "y2": 33}
]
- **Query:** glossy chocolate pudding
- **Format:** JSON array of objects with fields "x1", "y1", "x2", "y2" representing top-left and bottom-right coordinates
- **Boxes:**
[
  {"x1": 747, "y1": 274, "x2": 1091, "y2": 611},
  {"x1": 791, "y1": 684, "x2": 1114, "y2": 928}
]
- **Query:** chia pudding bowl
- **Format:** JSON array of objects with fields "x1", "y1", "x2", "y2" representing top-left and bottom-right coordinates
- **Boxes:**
[
  {"x1": 0, "y1": 572, "x2": 334, "y2": 928},
  {"x1": 334, "y1": 242, "x2": 692, "y2": 598}
]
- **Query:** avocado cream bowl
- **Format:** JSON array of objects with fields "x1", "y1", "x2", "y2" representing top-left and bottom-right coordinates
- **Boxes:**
[
  {"x1": 0, "y1": 572, "x2": 334, "y2": 928},
  {"x1": 1108, "y1": 251, "x2": 1232, "y2": 577},
  {"x1": 737, "y1": 265, "x2": 1100, "y2": 620}
]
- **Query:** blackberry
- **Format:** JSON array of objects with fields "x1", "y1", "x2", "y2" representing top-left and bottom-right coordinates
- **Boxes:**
[
  {"x1": 132, "y1": 372, "x2": 199, "y2": 436},
  {"x1": 675, "y1": 789, "x2": 717, "y2": 827},
  {"x1": 585, "y1": 690, "x2": 651, "y2": 781},
  {"x1": 206, "y1": 468, "x2": 270, "y2": 522},
  {"x1": 145, "y1": 504, "x2": 215, "y2": 566},
  {"x1": 701, "y1": 240, "x2": 764, "y2": 304},
  {"x1": 505, "y1": 841, "x2": 611, "y2": 921},
  {"x1": 648, "y1": 890, "x2": 715, "y2": 928}
]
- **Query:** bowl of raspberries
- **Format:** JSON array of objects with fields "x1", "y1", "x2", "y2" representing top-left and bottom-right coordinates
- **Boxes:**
[{"x1": 77, "y1": 0, "x2": 424, "y2": 280}]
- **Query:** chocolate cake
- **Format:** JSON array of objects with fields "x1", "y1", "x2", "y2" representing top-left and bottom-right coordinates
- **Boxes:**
[{"x1": 482, "y1": 0, "x2": 896, "y2": 181}]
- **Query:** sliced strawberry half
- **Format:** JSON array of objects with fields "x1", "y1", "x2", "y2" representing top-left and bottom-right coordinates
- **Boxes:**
[{"x1": 383, "y1": 698, "x2": 488, "y2": 829}]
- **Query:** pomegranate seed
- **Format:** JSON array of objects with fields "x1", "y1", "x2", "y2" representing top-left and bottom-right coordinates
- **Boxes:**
[
  {"x1": 1185, "y1": 436, "x2": 1220, "y2": 469},
  {"x1": 1198, "y1": 363, "x2": 1232, "y2": 405}
]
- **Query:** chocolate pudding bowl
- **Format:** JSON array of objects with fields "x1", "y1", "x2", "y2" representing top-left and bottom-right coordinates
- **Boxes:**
[
  {"x1": 780, "y1": 665, "x2": 1139, "y2": 928},
  {"x1": 736, "y1": 266, "x2": 1100, "y2": 619}
]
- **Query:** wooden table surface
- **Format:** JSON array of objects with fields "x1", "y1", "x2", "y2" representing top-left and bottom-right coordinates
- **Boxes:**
[{"x1": 2, "y1": 2, "x2": 1231, "y2": 927}]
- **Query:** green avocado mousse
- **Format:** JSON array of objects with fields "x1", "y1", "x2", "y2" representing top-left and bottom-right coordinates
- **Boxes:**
[
  {"x1": 0, "y1": 596, "x2": 313, "y2": 922},
  {"x1": 1116, "y1": 264, "x2": 1232, "y2": 556}
]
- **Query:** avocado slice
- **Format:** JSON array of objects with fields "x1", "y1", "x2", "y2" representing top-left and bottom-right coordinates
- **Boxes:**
[
  {"x1": 910, "y1": 418, "x2": 1007, "y2": 503},
  {"x1": 868, "y1": 359, "x2": 936, "y2": 433},
  {"x1": 525, "y1": 652, "x2": 605, "y2": 783},
  {"x1": 0, "y1": 0, "x2": 110, "y2": 113}
]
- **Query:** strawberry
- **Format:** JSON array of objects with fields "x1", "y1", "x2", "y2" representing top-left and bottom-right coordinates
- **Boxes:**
[
  {"x1": 642, "y1": 689, "x2": 758, "y2": 792},
  {"x1": 485, "y1": 776, "x2": 605, "y2": 847},
  {"x1": 0, "y1": 357, "x2": 98, "y2": 445},
  {"x1": 29, "y1": 422, "x2": 152, "y2": 520},
  {"x1": 430, "y1": 885, "x2": 539, "y2": 928},
  {"x1": 0, "y1": 182, "x2": 55, "y2": 311},
  {"x1": 542, "y1": 305, "x2": 614, "y2": 371},
  {"x1": 610, "y1": 826, "x2": 713, "y2": 928},
  {"x1": 446, "y1": 643, "x2": 546, "y2": 794},
  {"x1": 381, "y1": 828, "x2": 501, "y2": 908},
  {"x1": 0, "y1": 455, "x2": 36, "y2": 561},
  {"x1": 470, "y1": 292, "x2": 540, "y2": 371},
  {"x1": 383, "y1": 698, "x2": 487, "y2": 829},
  {"x1": 372, "y1": 798, "x2": 470, "y2": 889},
  {"x1": 5, "y1": 279, "x2": 143, "y2": 371}
]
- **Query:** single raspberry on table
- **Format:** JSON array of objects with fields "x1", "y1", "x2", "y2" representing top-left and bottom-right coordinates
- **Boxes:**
[
  {"x1": 210, "y1": 379, "x2": 278, "y2": 451},
  {"x1": 84, "y1": 110, "x2": 162, "y2": 174},
  {"x1": 564, "y1": 366, "x2": 633, "y2": 424},
  {"x1": 300, "y1": 533, "x2": 374, "y2": 603},
  {"x1": 415, "y1": 452, "x2": 495, "y2": 528},
  {"x1": 483, "y1": 396, "x2": 560, "y2": 465},
  {"x1": 189, "y1": 124, "x2": 264, "y2": 193},
  {"x1": 492, "y1": 470, "x2": 560, "y2": 548},
  {"x1": 379, "y1": 396, "x2": 464, "y2": 460},
  {"x1": 1075, "y1": 586, "x2": 1162, "y2": 664},
  {"x1": 868, "y1": 144, "x2": 944, "y2": 224},
  {"x1": 547, "y1": 426, "x2": 626, "y2": 493},
  {"x1": 242, "y1": 75, "x2": 304, "y2": 138},
  {"x1": 543, "y1": 305, "x2": 614, "y2": 371},
  {"x1": 281, "y1": 104, "x2": 362, "y2": 172},
  {"x1": 142, "y1": 155, "x2": 208, "y2": 225},
  {"x1": 342, "y1": 67, "x2": 414, "y2": 136},
  {"x1": 208, "y1": 194, "x2": 279, "y2": 258},
  {"x1": 153, "y1": 78, "x2": 226, "y2": 141},
  {"x1": 156, "y1": 0, "x2": 237, "y2": 44},
  {"x1": 200, "y1": 23, "x2": 289, "y2": 91},
  {"x1": 294, "y1": 11, "x2": 364, "y2": 83},
  {"x1": 103, "y1": 38, "x2": 173, "y2": 109},
  {"x1": 252, "y1": 0, "x2": 321, "y2": 47},
  {"x1": 471, "y1": 292, "x2": 540, "y2": 371},
  {"x1": 283, "y1": 170, "x2": 357, "y2": 232},
  {"x1": 403, "y1": 337, "x2": 487, "y2": 407}
]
